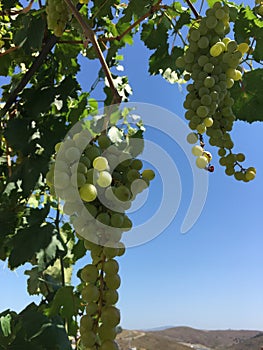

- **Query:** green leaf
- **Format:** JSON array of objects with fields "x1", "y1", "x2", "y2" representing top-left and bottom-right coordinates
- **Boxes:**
[
  {"x1": 9, "y1": 223, "x2": 55, "y2": 269},
  {"x1": 14, "y1": 13, "x2": 45, "y2": 53},
  {"x1": 24, "y1": 267, "x2": 41, "y2": 295},
  {"x1": 0, "y1": 314, "x2": 12, "y2": 337},
  {"x1": 231, "y1": 69, "x2": 263, "y2": 123},
  {"x1": 141, "y1": 19, "x2": 169, "y2": 50},
  {"x1": 46, "y1": 286, "x2": 81, "y2": 319},
  {"x1": 207, "y1": 0, "x2": 220, "y2": 7}
]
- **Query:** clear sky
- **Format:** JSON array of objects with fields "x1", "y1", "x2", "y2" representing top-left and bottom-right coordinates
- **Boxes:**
[{"x1": 1, "y1": 0, "x2": 263, "y2": 332}]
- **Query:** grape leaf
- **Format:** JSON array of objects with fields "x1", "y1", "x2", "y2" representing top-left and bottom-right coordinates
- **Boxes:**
[
  {"x1": 9, "y1": 223, "x2": 55, "y2": 269},
  {"x1": 231, "y1": 69, "x2": 263, "y2": 123},
  {"x1": 0, "y1": 314, "x2": 12, "y2": 337},
  {"x1": 46, "y1": 286, "x2": 81, "y2": 319}
]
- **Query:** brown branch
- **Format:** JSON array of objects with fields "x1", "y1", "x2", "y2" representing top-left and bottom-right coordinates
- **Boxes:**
[
  {"x1": 0, "y1": 0, "x2": 34, "y2": 16},
  {"x1": 57, "y1": 40, "x2": 84, "y2": 45},
  {"x1": 0, "y1": 46, "x2": 20, "y2": 58},
  {"x1": 184, "y1": 0, "x2": 200, "y2": 18},
  {"x1": 63, "y1": 0, "x2": 122, "y2": 105}
]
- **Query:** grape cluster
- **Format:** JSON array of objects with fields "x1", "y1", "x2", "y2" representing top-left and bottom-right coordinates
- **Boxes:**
[
  {"x1": 46, "y1": 0, "x2": 70, "y2": 37},
  {"x1": 255, "y1": 0, "x2": 263, "y2": 16},
  {"x1": 46, "y1": 128, "x2": 154, "y2": 349},
  {"x1": 177, "y1": 1, "x2": 256, "y2": 182}
]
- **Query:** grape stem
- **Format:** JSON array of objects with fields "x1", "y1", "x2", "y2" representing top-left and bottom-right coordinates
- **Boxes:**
[
  {"x1": 63, "y1": 0, "x2": 122, "y2": 105},
  {"x1": 184, "y1": 0, "x2": 200, "y2": 18}
]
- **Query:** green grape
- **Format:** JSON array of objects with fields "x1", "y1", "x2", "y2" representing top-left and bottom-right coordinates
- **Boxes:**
[
  {"x1": 82, "y1": 284, "x2": 100, "y2": 302},
  {"x1": 80, "y1": 156, "x2": 91, "y2": 169},
  {"x1": 127, "y1": 169, "x2": 140, "y2": 182},
  {"x1": 110, "y1": 213, "x2": 124, "y2": 228},
  {"x1": 105, "y1": 274, "x2": 121, "y2": 290},
  {"x1": 141, "y1": 169, "x2": 155, "y2": 181},
  {"x1": 98, "y1": 135, "x2": 111, "y2": 149},
  {"x1": 97, "y1": 171, "x2": 112, "y2": 188},
  {"x1": 85, "y1": 145, "x2": 101, "y2": 161},
  {"x1": 103, "y1": 245, "x2": 120, "y2": 259},
  {"x1": 198, "y1": 36, "x2": 210, "y2": 49},
  {"x1": 196, "y1": 124, "x2": 207, "y2": 134},
  {"x1": 204, "y1": 117, "x2": 214, "y2": 127},
  {"x1": 86, "y1": 168, "x2": 99, "y2": 184},
  {"x1": 245, "y1": 170, "x2": 256, "y2": 181},
  {"x1": 204, "y1": 76, "x2": 215, "y2": 88},
  {"x1": 65, "y1": 147, "x2": 81, "y2": 163},
  {"x1": 80, "y1": 184, "x2": 97, "y2": 202},
  {"x1": 189, "y1": 29, "x2": 201, "y2": 41},
  {"x1": 100, "y1": 340, "x2": 119, "y2": 350},
  {"x1": 81, "y1": 264, "x2": 98, "y2": 283},
  {"x1": 114, "y1": 185, "x2": 131, "y2": 201},
  {"x1": 192, "y1": 145, "x2": 203, "y2": 156},
  {"x1": 80, "y1": 314, "x2": 94, "y2": 331},
  {"x1": 198, "y1": 55, "x2": 209, "y2": 67},
  {"x1": 101, "y1": 306, "x2": 120, "y2": 327},
  {"x1": 97, "y1": 212, "x2": 111, "y2": 225},
  {"x1": 93, "y1": 156, "x2": 109, "y2": 171},
  {"x1": 46, "y1": 0, "x2": 70, "y2": 36},
  {"x1": 196, "y1": 105, "x2": 209, "y2": 118},
  {"x1": 186, "y1": 132, "x2": 198, "y2": 144},
  {"x1": 103, "y1": 289, "x2": 119, "y2": 305},
  {"x1": 54, "y1": 171, "x2": 70, "y2": 189},
  {"x1": 130, "y1": 159, "x2": 143, "y2": 170},
  {"x1": 196, "y1": 156, "x2": 208, "y2": 169},
  {"x1": 86, "y1": 302, "x2": 98, "y2": 316},
  {"x1": 81, "y1": 331, "x2": 97, "y2": 347},
  {"x1": 98, "y1": 325, "x2": 117, "y2": 341},
  {"x1": 71, "y1": 173, "x2": 86, "y2": 188},
  {"x1": 237, "y1": 42, "x2": 249, "y2": 54},
  {"x1": 104, "y1": 259, "x2": 119, "y2": 275},
  {"x1": 210, "y1": 42, "x2": 223, "y2": 57}
]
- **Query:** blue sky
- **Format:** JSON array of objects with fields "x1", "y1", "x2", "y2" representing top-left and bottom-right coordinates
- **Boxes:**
[{"x1": 1, "y1": 0, "x2": 263, "y2": 332}]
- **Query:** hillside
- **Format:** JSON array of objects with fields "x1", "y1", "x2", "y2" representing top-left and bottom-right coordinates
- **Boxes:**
[{"x1": 116, "y1": 327, "x2": 263, "y2": 350}]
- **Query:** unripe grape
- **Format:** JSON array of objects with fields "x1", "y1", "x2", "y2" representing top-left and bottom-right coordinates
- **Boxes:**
[
  {"x1": 81, "y1": 284, "x2": 99, "y2": 302},
  {"x1": 93, "y1": 156, "x2": 109, "y2": 171},
  {"x1": 245, "y1": 170, "x2": 256, "y2": 181},
  {"x1": 186, "y1": 132, "x2": 198, "y2": 144},
  {"x1": 204, "y1": 117, "x2": 214, "y2": 127},
  {"x1": 98, "y1": 135, "x2": 111, "y2": 149},
  {"x1": 79, "y1": 184, "x2": 97, "y2": 202},
  {"x1": 114, "y1": 185, "x2": 131, "y2": 201},
  {"x1": 81, "y1": 264, "x2": 98, "y2": 283},
  {"x1": 103, "y1": 289, "x2": 119, "y2": 305},
  {"x1": 141, "y1": 169, "x2": 155, "y2": 181},
  {"x1": 100, "y1": 340, "x2": 119, "y2": 350},
  {"x1": 105, "y1": 273, "x2": 121, "y2": 290},
  {"x1": 101, "y1": 306, "x2": 120, "y2": 327},
  {"x1": 196, "y1": 124, "x2": 207, "y2": 134},
  {"x1": 98, "y1": 325, "x2": 117, "y2": 341},
  {"x1": 110, "y1": 213, "x2": 124, "y2": 228},
  {"x1": 196, "y1": 156, "x2": 208, "y2": 169},
  {"x1": 81, "y1": 331, "x2": 96, "y2": 347},
  {"x1": 97, "y1": 171, "x2": 112, "y2": 188},
  {"x1": 80, "y1": 314, "x2": 93, "y2": 331},
  {"x1": 192, "y1": 145, "x2": 203, "y2": 156},
  {"x1": 104, "y1": 259, "x2": 119, "y2": 274}
]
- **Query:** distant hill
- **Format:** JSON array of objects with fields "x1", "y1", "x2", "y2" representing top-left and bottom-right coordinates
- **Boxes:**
[
  {"x1": 226, "y1": 332, "x2": 263, "y2": 350},
  {"x1": 116, "y1": 326, "x2": 263, "y2": 350}
]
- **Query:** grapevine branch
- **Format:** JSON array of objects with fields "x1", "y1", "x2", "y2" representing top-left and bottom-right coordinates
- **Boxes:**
[
  {"x1": 184, "y1": 0, "x2": 200, "y2": 18},
  {"x1": 0, "y1": 35, "x2": 57, "y2": 117},
  {"x1": 0, "y1": 0, "x2": 34, "y2": 16},
  {"x1": 106, "y1": 0, "x2": 162, "y2": 42},
  {"x1": 63, "y1": 0, "x2": 122, "y2": 104}
]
